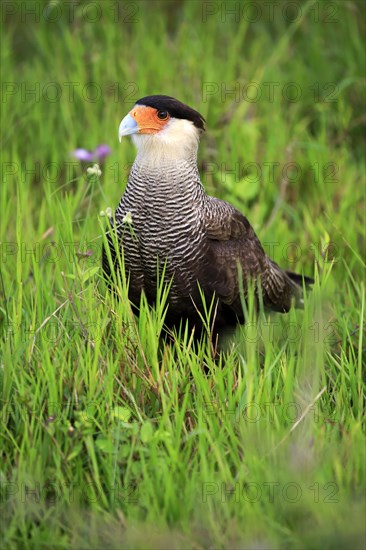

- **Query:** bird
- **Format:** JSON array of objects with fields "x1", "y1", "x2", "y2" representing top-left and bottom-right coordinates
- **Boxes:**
[{"x1": 102, "y1": 95, "x2": 313, "y2": 337}]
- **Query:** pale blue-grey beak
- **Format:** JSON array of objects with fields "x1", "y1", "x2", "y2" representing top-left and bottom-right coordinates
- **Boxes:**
[{"x1": 118, "y1": 113, "x2": 139, "y2": 142}]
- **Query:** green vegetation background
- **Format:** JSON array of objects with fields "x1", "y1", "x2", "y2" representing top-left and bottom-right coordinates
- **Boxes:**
[{"x1": 1, "y1": 1, "x2": 365, "y2": 548}]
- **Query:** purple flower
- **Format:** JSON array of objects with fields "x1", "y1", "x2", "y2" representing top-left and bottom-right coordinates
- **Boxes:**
[
  {"x1": 71, "y1": 144, "x2": 111, "y2": 162},
  {"x1": 94, "y1": 144, "x2": 111, "y2": 160},
  {"x1": 72, "y1": 148, "x2": 94, "y2": 162}
]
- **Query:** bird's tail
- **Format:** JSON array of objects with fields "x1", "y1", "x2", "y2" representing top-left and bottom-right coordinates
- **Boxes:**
[
  {"x1": 285, "y1": 270, "x2": 314, "y2": 308},
  {"x1": 285, "y1": 270, "x2": 314, "y2": 289},
  {"x1": 265, "y1": 260, "x2": 314, "y2": 312}
]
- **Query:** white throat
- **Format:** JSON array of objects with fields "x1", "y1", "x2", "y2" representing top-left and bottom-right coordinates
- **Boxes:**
[{"x1": 132, "y1": 118, "x2": 200, "y2": 167}]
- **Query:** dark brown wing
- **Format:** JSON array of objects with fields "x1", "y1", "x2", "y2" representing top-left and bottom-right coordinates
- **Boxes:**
[{"x1": 202, "y1": 197, "x2": 305, "y2": 318}]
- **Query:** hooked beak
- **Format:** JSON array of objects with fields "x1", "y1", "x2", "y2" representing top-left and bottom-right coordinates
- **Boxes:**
[{"x1": 118, "y1": 113, "x2": 139, "y2": 142}]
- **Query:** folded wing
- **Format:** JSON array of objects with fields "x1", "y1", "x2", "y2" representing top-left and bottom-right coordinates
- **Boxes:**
[{"x1": 202, "y1": 197, "x2": 311, "y2": 318}]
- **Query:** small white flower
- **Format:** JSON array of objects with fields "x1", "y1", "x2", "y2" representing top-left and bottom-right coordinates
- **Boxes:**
[
  {"x1": 87, "y1": 163, "x2": 102, "y2": 177},
  {"x1": 122, "y1": 211, "x2": 133, "y2": 224},
  {"x1": 99, "y1": 207, "x2": 113, "y2": 217}
]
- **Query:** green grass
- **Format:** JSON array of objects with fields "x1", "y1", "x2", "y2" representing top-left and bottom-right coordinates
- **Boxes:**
[{"x1": 1, "y1": 0, "x2": 365, "y2": 548}]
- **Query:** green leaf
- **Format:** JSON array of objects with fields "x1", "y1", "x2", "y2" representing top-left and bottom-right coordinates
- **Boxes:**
[
  {"x1": 66, "y1": 442, "x2": 83, "y2": 462},
  {"x1": 112, "y1": 406, "x2": 131, "y2": 422},
  {"x1": 140, "y1": 421, "x2": 154, "y2": 443},
  {"x1": 82, "y1": 266, "x2": 100, "y2": 283},
  {"x1": 95, "y1": 437, "x2": 115, "y2": 453}
]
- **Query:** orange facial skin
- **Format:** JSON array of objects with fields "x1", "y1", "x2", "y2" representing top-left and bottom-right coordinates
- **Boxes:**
[{"x1": 129, "y1": 105, "x2": 170, "y2": 134}]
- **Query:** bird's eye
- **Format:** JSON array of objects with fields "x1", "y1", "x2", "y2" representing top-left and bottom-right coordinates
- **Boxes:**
[{"x1": 157, "y1": 110, "x2": 168, "y2": 120}]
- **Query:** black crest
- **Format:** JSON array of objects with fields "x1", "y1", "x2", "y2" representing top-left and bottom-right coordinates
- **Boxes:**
[{"x1": 136, "y1": 95, "x2": 205, "y2": 131}]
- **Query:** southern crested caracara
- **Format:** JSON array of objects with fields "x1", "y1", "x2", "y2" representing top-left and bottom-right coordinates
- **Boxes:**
[{"x1": 102, "y1": 95, "x2": 313, "y2": 335}]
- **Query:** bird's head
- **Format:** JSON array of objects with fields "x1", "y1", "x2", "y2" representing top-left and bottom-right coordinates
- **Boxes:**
[{"x1": 118, "y1": 95, "x2": 205, "y2": 159}]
